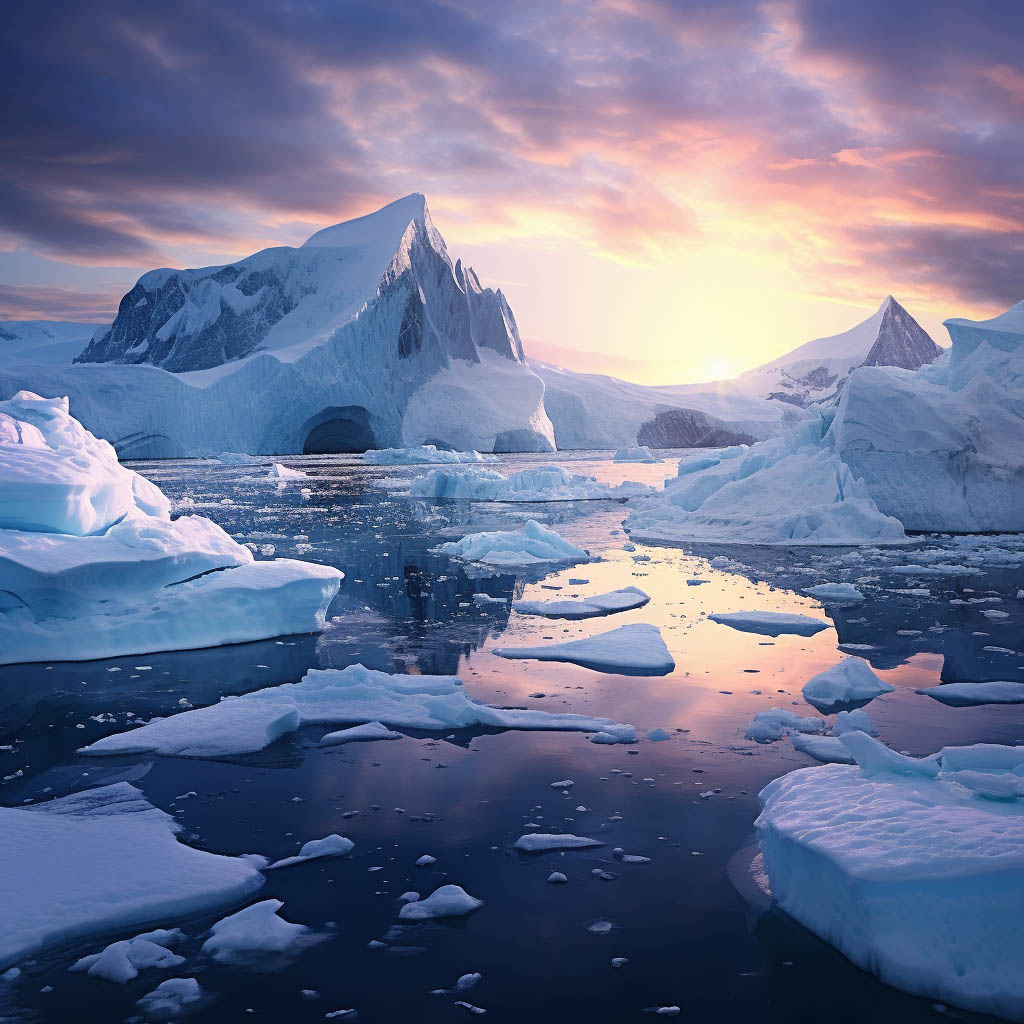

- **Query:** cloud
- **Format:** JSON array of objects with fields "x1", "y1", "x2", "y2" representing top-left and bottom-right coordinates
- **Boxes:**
[{"x1": 0, "y1": 282, "x2": 126, "y2": 321}]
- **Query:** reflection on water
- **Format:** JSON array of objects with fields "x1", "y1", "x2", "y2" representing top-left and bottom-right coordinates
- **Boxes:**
[{"x1": 1, "y1": 451, "x2": 1020, "y2": 1024}]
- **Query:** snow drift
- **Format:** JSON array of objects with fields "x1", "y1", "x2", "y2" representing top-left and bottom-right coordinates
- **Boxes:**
[{"x1": 0, "y1": 391, "x2": 341, "y2": 664}]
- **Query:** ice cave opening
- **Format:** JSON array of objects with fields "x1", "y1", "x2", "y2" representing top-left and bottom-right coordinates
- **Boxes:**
[{"x1": 301, "y1": 406, "x2": 377, "y2": 454}]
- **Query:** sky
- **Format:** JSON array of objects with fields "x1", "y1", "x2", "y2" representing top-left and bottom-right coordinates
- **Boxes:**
[{"x1": 1, "y1": 0, "x2": 1022, "y2": 385}]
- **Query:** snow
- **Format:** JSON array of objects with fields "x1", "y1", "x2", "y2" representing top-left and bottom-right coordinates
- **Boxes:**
[
  {"x1": 0, "y1": 392, "x2": 341, "y2": 664},
  {"x1": 398, "y1": 885, "x2": 482, "y2": 920},
  {"x1": 801, "y1": 658, "x2": 895, "y2": 711},
  {"x1": 0, "y1": 783, "x2": 264, "y2": 969},
  {"x1": 802, "y1": 583, "x2": 864, "y2": 603},
  {"x1": 83, "y1": 663, "x2": 637, "y2": 757},
  {"x1": 70, "y1": 929, "x2": 185, "y2": 983},
  {"x1": 756, "y1": 736, "x2": 1024, "y2": 1020},
  {"x1": 201, "y1": 900, "x2": 314, "y2": 964},
  {"x1": 613, "y1": 446, "x2": 661, "y2": 463},
  {"x1": 917, "y1": 681, "x2": 1024, "y2": 706},
  {"x1": 136, "y1": 977, "x2": 204, "y2": 1019},
  {"x1": 745, "y1": 709, "x2": 825, "y2": 744},
  {"x1": 319, "y1": 721, "x2": 404, "y2": 744},
  {"x1": 435, "y1": 519, "x2": 590, "y2": 570},
  {"x1": 494, "y1": 623, "x2": 675, "y2": 675},
  {"x1": 514, "y1": 834, "x2": 603, "y2": 852},
  {"x1": 513, "y1": 586, "x2": 650, "y2": 619},
  {"x1": 268, "y1": 835, "x2": 354, "y2": 870},
  {"x1": 707, "y1": 611, "x2": 828, "y2": 637},
  {"x1": 364, "y1": 445, "x2": 496, "y2": 465},
  {"x1": 407, "y1": 464, "x2": 651, "y2": 501}
]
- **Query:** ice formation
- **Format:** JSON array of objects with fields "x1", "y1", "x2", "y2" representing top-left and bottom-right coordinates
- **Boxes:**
[
  {"x1": 136, "y1": 977, "x2": 204, "y2": 1018},
  {"x1": 363, "y1": 445, "x2": 496, "y2": 465},
  {"x1": 513, "y1": 834, "x2": 603, "y2": 852},
  {"x1": 513, "y1": 586, "x2": 650, "y2": 619},
  {"x1": 802, "y1": 583, "x2": 864, "y2": 603},
  {"x1": 269, "y1": 462, "x2": 307, "y2": 480},
  {"x1": 267, "y1": 835, "x2": 354, "y2": 870},
  {"x1": 787, "y1": 732, "x2": 856, "y2": 764},
  {"x1": 757, "y1": 735, "x2": 1024, "y2": 1020},
  {"x1": 613, "y1": 446, "x2": 661, "y2": 463},
  {"x1": 916, "y1": 681, "x2": 1024, "y2": 706},
  {"x1": 0, "y1": 391, "x2": 341, "y2": 664},
  {"x1": 801, "y1": 658, "x2": 895, "y2": 711},
  {"x1": 628, "y1": 297, "x2": 1024, "y2": 542},
  {"x1": 494, "y1": 623, "x2": 675, "y2": 675},
  {"x1": 744, "y1": 709, "x2": 825, "y2": 743},
  {"x1": 70, "y1": 929, "x2": 186, "y2": 983},
  {"x1": 707, "y1": 611, "x2": 829, "y2": 637},
  {"x1": 0, "y1": 783, "x2": 264, "y2": 969},
  {"x1": 319, "y1": 721, "x2": 404, "y2": 744},
  {"x1": 407, "y1": 464, "x2": 651, "y2": 501},
  {"x1": 434, "y1": 519, "x2": 590, "y2": 570},
  {"x1": 82, "y1": 663, "x2": 637, "y2": 757},
  {"x1": 0, "y1": 196, "x2": 555, "y2": 456},
  {"x1": 201, "y1": 900, "x2": 315, "y2": 964},
  {"x1": 398, "y1": 884, "x2": 482, "y2": 920}
]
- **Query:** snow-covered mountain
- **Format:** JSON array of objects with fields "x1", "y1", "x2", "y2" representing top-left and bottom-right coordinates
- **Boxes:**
[
  {"x1": 737, "y1": 295, "x2": 941, "y2": 408},
  {"x1": 0, "y1": 196, "x2": 555, "y2": 456},
  {"x1": 0, "y1": 321, "x2": 100, "y2": 369}
]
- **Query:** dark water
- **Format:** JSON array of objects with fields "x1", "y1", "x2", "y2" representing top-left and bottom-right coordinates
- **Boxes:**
[{"x1": 1, "y1": 452, "x2": 1022, "y2": 1024}]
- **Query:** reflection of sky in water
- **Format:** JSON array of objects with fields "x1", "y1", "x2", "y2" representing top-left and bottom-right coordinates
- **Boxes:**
[{"x1": 1, "y1": 452, "x2": 1021, "y2": 1024}]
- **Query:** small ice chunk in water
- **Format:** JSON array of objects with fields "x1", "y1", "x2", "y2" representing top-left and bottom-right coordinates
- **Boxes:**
[
  {"x1": 745, "y1": 709, "x2": 825, "y2": 744},
  {"x1": 802, "y1": 583, "x2": 864, "y2": 603},
  {"x1": 136, "y1": 977, "x2": 203, "y2": 1019},
  {"x1": 547, "y1": 872, "x2": 568, "y2": 884},
  {"x1": 708, "y1": 611, "x2": 828, "y2": 637},
  {"x1": 647, "y1": 728, "x2": 671, "y2": 742},
  {"x1": 398, "y1": 885, "x2": 482, "y2": 921},
  {"x1": 514, "y1": 834, "x2": 603, "y2": 852},
  {"x1": 319, "y1": 722, "x2": 403, "y2": 745},
  {"x1": 267, "y1": 834, "x2": 354, "y2": 870},
  {"x1": 495, "y1": 623, "x2": 675, "y2": 675},
  {"x1": 201, "y1": 900, "x2": 316, "y2": 965},
  {"x1": 802, "y1": 659, "x2": 895, "y2": 711},
  {"x1": 415, "y1": 854, "x2": 437, "y2": 867},
  {"x1": 550, "y1": 780, "x2": 574, "y2": 789}
]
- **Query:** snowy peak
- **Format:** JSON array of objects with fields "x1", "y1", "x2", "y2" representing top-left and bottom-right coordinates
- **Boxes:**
[
  {"x1": 860, "y1": 296, "x2": 941, "y2": 370},
  {"x1": 74, "y1": 194, "x2": 524, "y2": 374}
]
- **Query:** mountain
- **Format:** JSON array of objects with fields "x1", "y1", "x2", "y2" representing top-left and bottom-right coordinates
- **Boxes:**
[
  {"x1": 0, "y1": 321, "x2": 100, "y2": 369},
  {"x1": 1, "y1": 196, "x2": 554, "y2": 456},
  {"x1": 739, "y1": 296, "x2": 941, "y2": 407}
]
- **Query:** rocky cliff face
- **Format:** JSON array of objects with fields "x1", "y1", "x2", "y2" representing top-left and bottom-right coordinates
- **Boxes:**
[{"x1": 860, "y1": 296, "x2": 942, "y2": 369}]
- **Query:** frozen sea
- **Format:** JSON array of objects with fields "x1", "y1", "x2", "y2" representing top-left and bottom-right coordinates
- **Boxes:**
[{"x1": 2, "y1": 451, "x2": 1022, "y2": 1024}]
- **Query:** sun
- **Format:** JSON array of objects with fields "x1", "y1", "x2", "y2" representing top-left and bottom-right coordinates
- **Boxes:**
[{"x1": 702, "y1": 359, "x2": 737, "y2": 382}]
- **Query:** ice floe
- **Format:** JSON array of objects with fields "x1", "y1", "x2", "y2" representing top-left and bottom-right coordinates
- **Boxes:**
[
  {"x1": 70, "y1": 929, "x2": 185, "y2": 983},
  {"x1": 201, "y1": 900, "x2": 318, "y2": 965},
  {"x1": 408, "y1": 464, "x2": 652, "y2": 501},
  {"x1": 319, "y1": 721, "x2": 404, "y2": 744},
  {"x1": 513, "y1": 586, "x2": 650, "y2": 620},
  {"x1": 514, "y1": 834, "x2": 603, "y2": 852},
  {"x1": 802, "y1": 583, "x2": 864, "y2": 603},
  {"x1": 757, "y1": 734, "x2": 1024, "y2": 1020},
  {"x1": 363, "y1": 445, "x2": 496, "y2": 465},
  {"x1": 916, "y1": 681, "x2": 1024, "y2": 706},
  {"x1": 613, "y1": 446, "x2": 661, "y2": 463},
  {"x1": 494, "y1": 623, "x2": 674, "y2": 675},
  {"x1": 0, "y1": 783, "x2": 263, "y2": 969},
  {"x1": 0, "y1": 391, "x2": 341, "y2": 664},
  {"x1": 801, "y1": 658, "x2": 895, "y2": 711},
  {"x1": 81, "y1": 663, "x2": 637, "y2": 757},
  {"x1": 267, "y1": 835, "x2": 354, "y2": 870},
  {"x1": 136, "y1": 977, "x2": 204, "y2": 1019},
  {"x1": 398, "y1": 885, "x2": 482, "y2": 920},
  {"x1": 707, "y1": 611, "x2": 828, "y2": 637},
  {"x1": 745, "y1": 709, "x2": 825, "y2": 744},
  {"x1": 434, "y1": 519, "x2": 589, "y2": 571}
]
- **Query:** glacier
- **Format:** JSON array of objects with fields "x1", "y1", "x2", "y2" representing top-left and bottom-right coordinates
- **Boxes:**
[
  {"x1": 756, "y1": 736, "x2": 1024, "y2": 1021},
  {"x1": 0, "y1": 391, "x2": 341, "y2": 664},
  {"x1": 627, "y1": 296, "x2": 1024, "y2": 542},
  {"x1": 0, "y1": 195, "x2": 555, "y2": 456}
]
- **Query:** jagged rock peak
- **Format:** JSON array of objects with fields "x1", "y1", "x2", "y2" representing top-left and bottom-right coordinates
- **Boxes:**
[{"x1": 860, "y1": 296, "x2": 941, "y2": 370}]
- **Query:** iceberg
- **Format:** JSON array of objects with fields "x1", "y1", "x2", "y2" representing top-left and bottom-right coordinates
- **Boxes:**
[
  {"x1": 0, "y1": 392, "x2": 341, "y2": 665},
  {"x1": 493, "y1": 623, "x2": 675, "y2": 675},
  {"x1": 82, "y1": 663, "x2": 637, "y2": 757},
  {"x1": 707, "y1": 610, "x2": 829, "y2": 637},
  {"x1": 0, "y1": 783, "x2": 264, "y2": 969},
  {"x1": 1, "y1": 196, "x2": 554, "y2": 457},
  {"x1": 513, "y1": 586, "x2": 650, "y2": 619},
  {"x1": 363, "y1": 445, "x2": 496, "y2": 465},
  {"x1": 756, "y1": 735, "x2": 1024, "y2": 1021},
  {"x1": 201, "y1": 900, "x2": 316, "y2": 965},
  {"x1": 136, "y1": 977, "x2": 204, "y2": 1019},
  {"x1": 407, "y1": 464, "x2": 652, "y2": 501},
  {"x1": 70, "y1": 929, "x2": 186, "y2": 983},
  {"x1": 434, "y1": 519, "x2": 590, "y2": 570},
  {"x1": 744, "y1": 709, "x2": 826, "y2": 744},
  {"x1": 613, "y1": 446, "x2": 661, "y2": 463},
  {"x1": 801, "y1": 658, "x2": 895, "y2": 711},
  {"x1": 629, "y1": 297, "x2": 1024, "y2": 542}
]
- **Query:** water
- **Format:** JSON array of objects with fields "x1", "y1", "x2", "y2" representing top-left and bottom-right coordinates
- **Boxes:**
[{"x1": 2, "y1": 451, "x2": 1021, "y2": 1023}]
